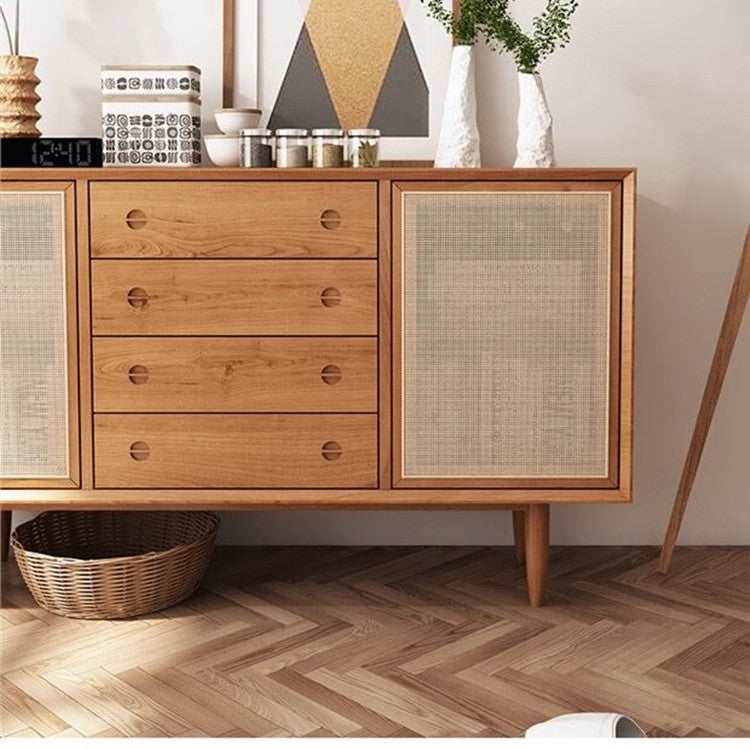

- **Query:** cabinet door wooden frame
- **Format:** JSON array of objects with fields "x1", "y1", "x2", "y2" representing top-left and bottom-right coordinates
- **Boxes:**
[
  {"x1": 391, "y1": 180, "x2": 631, "y2": 499},
  {"x1": 0, "y1": 181, "x2": 80, "y2": 490}
]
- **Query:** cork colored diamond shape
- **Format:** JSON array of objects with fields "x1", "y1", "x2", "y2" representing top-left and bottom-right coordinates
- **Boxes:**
[{"x1": 269, "y1": 0, "x2": 428, "y2": 136}]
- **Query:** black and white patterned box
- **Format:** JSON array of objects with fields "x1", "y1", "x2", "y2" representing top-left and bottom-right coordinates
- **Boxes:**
[
  {"x1": 102, "y1": 97, "x2": 201, "y2": 167},
  {"x1": 101, "y1": 65, "x2": 201, "y2": 98}
]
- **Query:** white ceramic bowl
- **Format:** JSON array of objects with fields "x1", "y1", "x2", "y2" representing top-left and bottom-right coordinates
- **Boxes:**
[
  {"x1": 204, "y1": 134, "x2": 240, "y2": 167},
  {"x1": 214, "y1": 107, "x2": 261, "y2": 134}
]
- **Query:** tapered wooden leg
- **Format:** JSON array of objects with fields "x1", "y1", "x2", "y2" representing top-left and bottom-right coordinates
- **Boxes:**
[
  {"x1": 524, "y1": 504, "x2": 549, "y2": 607},
  {"x1": 512, "y1": 510, "x2": 526, "y2": 563},
  {"x1": 1, "y1": 511, "x2": 11, "y2": 562},
  {"x1": 659, "y1": 229, "x2": 750, "y2": 573}
]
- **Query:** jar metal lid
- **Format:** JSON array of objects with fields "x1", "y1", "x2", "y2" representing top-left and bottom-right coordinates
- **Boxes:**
[
  {"x1": 312, "y1": 128, "x2": 344, "y2": 137},
  {"x1": 348, "y1": 128, "x2": 380, "y2": 137},
  {"x1": 275, "y1": 128, "x2": 308, "y2": 137},
  {"x1": 240, "y1": 128, "x2": 272, "y2": 136}
]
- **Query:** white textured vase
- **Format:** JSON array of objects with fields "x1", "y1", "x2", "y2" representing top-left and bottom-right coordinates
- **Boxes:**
[
  {"x1": 514, "y1": 72, "x2": 555, "y2": 168},
  {"x1": 434, "y1": 45, "x2": 480, "y2": 168},
  {"x1": 526, "y1": 713, "x2": 645, "y2": 738}
]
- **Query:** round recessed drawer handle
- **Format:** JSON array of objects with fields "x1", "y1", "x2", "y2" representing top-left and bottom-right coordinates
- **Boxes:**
[
  {"x1": 129, "y1": 441, "x2": 150, "y2": 461},
  {"x1": 320, "y1": 287, "x2": 342, "y2": 307},
  {"x1": 126, "y1": 209, "x2": 147, "y2": 230},
  {"x1": 320, "y1": 364, "x2": 342, "y2": 385},
  {"x1": 321, "y1": 441, "x2": 342, "y2": 461},
  {"x1": 127, "y1": 287, "x2": 150, "y2": 308},
  {"x1": 127, "y1": 365, "x2": 149, "y2": 385},
  {"x1": 319, "y1": 209, "x2": 342, "y2": 230}
]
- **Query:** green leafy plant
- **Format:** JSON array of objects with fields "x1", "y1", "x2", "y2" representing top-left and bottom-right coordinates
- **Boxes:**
[
  {"x1": 422, "y1": 0, "x2": 579, "y2": 74},
  {"x1": 422, "y1": 0, "x2": 491, "y2": 46}
]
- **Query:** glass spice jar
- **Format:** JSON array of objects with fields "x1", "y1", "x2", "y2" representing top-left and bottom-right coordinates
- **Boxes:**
[
  {"x1": 311, "y1": 128, "x2": 345, "y2": 168},
  {"x1": 275, "y1": 128, "x2": 309, "y2": 168},
  {"x1": 349, "y1": 129, "x2": 380, "y2": 168},
  {"x1": 240, "y1": 128, "x2": 273, "y2": 168}
]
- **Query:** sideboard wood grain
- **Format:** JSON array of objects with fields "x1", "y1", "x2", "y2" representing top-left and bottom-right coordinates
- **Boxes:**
[
  {"x1": 93, "y1": 337, "x2": 377, "y2": 413},
  {"x1": 94, "y1": 414, "x2": 378, "y2": 489},
  {"x1": 91, "y1": 260, "x2": 378, "y2": 335},
  {"x1": 90, "y1": 181, "x2": 377, "y2": 259}
]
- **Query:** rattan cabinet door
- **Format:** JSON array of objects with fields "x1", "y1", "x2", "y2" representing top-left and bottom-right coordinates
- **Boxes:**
[
  {"x1": 393, "y1": 182, "x2": 621, "y2": 488},
  {"x1": 1, "y1": 183, "x2": 79, "y2": 487}
]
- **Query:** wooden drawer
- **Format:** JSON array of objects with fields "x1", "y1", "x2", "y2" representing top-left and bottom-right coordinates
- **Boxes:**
[
  {"x1": 94, "y1": 414, "x2": 377, "y2": 488},
  {"x1": 93, "y1": 337, "x2": 377, "y2": 412},
  {"x1": 90, "y1": 181, "x2": 377, "y2": 258},
  {"x1": 91, "y1": 260, "x2": 377, "y2": 335}
]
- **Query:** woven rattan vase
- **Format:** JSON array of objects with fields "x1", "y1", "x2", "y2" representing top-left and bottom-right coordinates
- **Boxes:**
[
  {"x1": 0, "y1": 55, "x2": 41, "y2": 136},
  {"x1": 11, "y1": 511, "x2": 219, "y2": 619}
]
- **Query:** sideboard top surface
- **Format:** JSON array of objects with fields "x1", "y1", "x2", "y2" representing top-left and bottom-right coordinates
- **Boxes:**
[{"x1": 0, "y1": 166, "x2": 636, "y2": 182}]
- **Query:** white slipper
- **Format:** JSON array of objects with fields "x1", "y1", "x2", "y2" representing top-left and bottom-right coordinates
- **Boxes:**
[{"x1": 525, "y1": 712, "x2": 645, "y2": 738}]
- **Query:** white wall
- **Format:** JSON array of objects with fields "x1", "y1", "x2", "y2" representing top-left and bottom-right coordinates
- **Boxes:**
[{"x1": 11, "y1": 1, "x2": 749, "y2": 545}]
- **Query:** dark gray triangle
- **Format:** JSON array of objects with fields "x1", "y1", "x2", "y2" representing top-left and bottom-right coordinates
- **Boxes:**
[
  {"x1": 369, "y1": 24, "x2": 428, "y2": 137},
  {"x1": 268, "y1": 25, "x2": 340, "y2": 130}
]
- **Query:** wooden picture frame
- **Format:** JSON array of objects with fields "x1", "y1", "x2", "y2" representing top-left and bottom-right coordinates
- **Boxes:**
[
  {"x1": 221, "y1": 0, "x2": 258, "y2": 109},
  {"x1": 223, "y1": 0, "x2": 234, "y2": 107}
]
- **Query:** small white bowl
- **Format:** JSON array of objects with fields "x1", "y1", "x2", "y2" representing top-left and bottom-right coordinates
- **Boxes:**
[
  {"x1": 204, "y1": 134, "x2": 240, "y2": 167},
  {"x1": 214, "y1": 107, "x2": 261, "y2": 134}
]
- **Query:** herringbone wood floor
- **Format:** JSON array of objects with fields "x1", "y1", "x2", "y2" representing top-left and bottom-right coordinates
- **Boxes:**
[{"x1": 1, "y1": 545, "x2": 748, "y2": 738}]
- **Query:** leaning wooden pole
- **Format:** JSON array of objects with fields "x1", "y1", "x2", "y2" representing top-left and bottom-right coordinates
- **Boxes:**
[{"x1": 659, "y1": 227, "x2": 750, "y2": 573}]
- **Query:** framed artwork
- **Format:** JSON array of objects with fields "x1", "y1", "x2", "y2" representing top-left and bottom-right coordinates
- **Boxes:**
[{"x1": 225, "y1": 1, "x2": 451, "y2": 160}]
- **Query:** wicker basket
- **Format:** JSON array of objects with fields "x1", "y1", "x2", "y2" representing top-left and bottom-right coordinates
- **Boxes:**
[{"x1": 11, "y1": 511, "x2": 219, "y2": 619}]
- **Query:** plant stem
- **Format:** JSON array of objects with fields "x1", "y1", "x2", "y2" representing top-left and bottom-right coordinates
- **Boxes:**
[
  {"x1": 13, "y1": 0, "x2": 19, "y2": 55},
  {"x1": 0, "y1": 6, "x2": 14, "y2": 55}
]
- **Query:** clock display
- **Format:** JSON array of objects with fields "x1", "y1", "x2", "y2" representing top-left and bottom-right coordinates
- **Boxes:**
[
  {"x1": 0, "y1": 138, "x2": 103, "y2": 167},
  {"x1": 32, "y1": 139, "x2": 95, "y2": 166}
]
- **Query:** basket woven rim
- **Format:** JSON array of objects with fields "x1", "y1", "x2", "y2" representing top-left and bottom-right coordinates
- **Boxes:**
[{"x1": 10, "y1": 510, "x2": 220, "y2": 566}]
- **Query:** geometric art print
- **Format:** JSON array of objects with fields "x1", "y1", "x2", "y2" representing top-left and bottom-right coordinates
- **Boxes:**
[{"x1": 268, "y1": 0, "x2": 428, "y2": 135}]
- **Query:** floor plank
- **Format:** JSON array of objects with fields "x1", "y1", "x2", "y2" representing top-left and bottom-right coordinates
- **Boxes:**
[{"x1": 2, "y1": 545, "x2": 748, "y2": 738}]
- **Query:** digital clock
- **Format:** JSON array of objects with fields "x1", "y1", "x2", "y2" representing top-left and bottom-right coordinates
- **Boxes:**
[{"x1": 0, "y1": 137, "x2": 103, "y2": 167}]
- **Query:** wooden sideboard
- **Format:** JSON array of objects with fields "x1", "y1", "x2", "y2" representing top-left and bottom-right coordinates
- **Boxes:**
[{"x1": 0, "y1": 167, "x2": 636, "y2": 605}]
